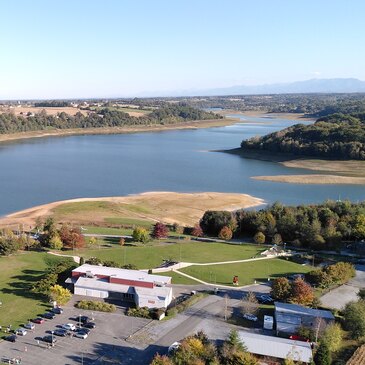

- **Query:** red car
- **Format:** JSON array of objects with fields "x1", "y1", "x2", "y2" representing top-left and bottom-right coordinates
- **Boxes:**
[{"x1": 32, "y1": 317, "x2": 45, "y2": 324}]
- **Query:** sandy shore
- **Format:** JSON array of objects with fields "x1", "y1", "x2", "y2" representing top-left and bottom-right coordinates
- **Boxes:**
[
  {"x1": 0, "y1": 191, "x2": 265, "y2": 229},
  {"x1": 252, "y1": 174, "x2": 365, "y2": 185},
  {"x1": 0, "y1": 118, "x2": 237, "y2": 145}
]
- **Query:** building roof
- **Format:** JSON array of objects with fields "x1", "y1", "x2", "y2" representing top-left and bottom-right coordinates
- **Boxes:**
[
  {"x1": 238, "y1": 331, "x2": 312, "y2": 363},
  {"x1": 275, "y1": 302, "x2": 335, "y2": 320},
  {"x1": 73, "y1": 264, "x2": 171, "y2": 286},
  {"x1": 75, "y1": 276, "x2": 172, "y2": 299},
  {"x1": 346, "y1": 344, "x2": 365, "y2": 365}
]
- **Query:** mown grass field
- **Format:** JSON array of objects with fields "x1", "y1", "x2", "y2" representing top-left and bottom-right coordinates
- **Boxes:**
[
  {"x1": 0, "y1": 252, "x2": 70, "y2": 328},
  {"x1": 75, "y1": 241, "x2": 264, "y2": 269},
  {"x1": 179, "y1": 258, "x2": 313, "y2": 286}
]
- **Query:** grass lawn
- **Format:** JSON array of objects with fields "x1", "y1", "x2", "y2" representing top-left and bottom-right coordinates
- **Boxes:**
[
  {"x1": 158, "y1": 271, "x2": 201, "y2": 285},
  {"x1": 0, "y1": 252, "x2": 71, "y2": 329},
  {"x1": 83, "y1": 226, "x2": 133, "y2": 236},
  {"x1": 74, "y1": 241, "x2": 264, "y2": 269},
  {"x1": 179, "y1": 258, "x2": 313, "y2": 286}
]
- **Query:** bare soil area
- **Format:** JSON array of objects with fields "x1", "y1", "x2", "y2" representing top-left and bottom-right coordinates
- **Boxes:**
[
  {"x1": 252, "y1": 174, "x2": 365, "y2": 185},
  {"x1": 0, "y1": 192, "x2": 264, "y2": 229}
]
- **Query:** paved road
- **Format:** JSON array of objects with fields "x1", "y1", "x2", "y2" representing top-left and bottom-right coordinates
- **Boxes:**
[{"x1": 320, "y1": 265, "x2": 365, "y2": 310}]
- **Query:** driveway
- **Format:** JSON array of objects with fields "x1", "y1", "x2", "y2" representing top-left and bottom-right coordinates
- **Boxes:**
[{"x1": 320, "y1": 265, "x2": 365, "y2": 310}]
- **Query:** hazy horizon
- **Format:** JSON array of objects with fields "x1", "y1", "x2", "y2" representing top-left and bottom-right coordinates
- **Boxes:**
[{"x1": 1, "y1": 0, "x2": 365, "y2": 99}]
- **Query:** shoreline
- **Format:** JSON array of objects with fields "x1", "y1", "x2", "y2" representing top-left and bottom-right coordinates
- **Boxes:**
[
  {"x1": 0, "y1": 191, "x2": 265, "y2": 229},
  {"x1": 0, "y1": 118, "x2": 239, "y2": 145}
]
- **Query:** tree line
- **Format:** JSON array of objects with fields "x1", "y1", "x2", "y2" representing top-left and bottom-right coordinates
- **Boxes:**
[
  {"x1": 241, "y1": 112, "x2": 365, "y2": 160},
  {"x1": 199, "y1": 199, "x2": 365, "y2": 250},
  {"x1": 0, "y1": 104, "x2": 221, "y2": 134}
]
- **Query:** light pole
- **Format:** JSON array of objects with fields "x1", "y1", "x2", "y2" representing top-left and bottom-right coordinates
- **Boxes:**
[
  {"x1": 51, "y1": 330, "x2": 54, "y2": 345},
  {"x1": 79, "y1": 314, "x2": 81, "y2": 328}
]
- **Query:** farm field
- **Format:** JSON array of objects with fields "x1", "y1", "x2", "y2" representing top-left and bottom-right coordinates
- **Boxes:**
[
  {"x1": 0, "y1": 252, "x2": 71, "y2": 328},
  {"x1": 179, "y1": 258, "x2": 313, "y2": 286}
]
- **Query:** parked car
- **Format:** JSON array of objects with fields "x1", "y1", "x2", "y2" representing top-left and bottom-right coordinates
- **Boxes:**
[
  {"x1": 168, "y1": 342, "x2": 181, "y2": 354},
  {"x1": 5, "y1": 335, "x2": 17, "y2": 342},
  {"x1": 15, "y1": 328, "x2": 27, "y2": 336},
  {"x1": 256, "y1": 294, "x2": 274, "y2": 304},
  {"x1": 43, "y1": 312, "x2": 56, "y2": 320},
  {"x1": 32, "y1": 317, "x2": 45, "y2": 324},
  {"x1": 78, "y1": 328, "x2": 90, "y2": 335},
  {"x1": 243, "y1": 313, "x2": 258, "y2": 322},
  {"x1": 74, "y1": 330, "x2": 88, "y2": 339},
  {"x1": 42, "y1": 335, "x2": 57, "y2": 344},
  {"x1": 82, "y1": 322, "x2": 96, "y2": 329},
  {"x1": 53, "y1": 329, "x2": 69, "y2": 337},
  {"x1": 23, "y1": 322, "x2": 35, "y2": 330},
  {"x1": 51, "y1": 307, "x2": 63, "y2": 314},
  {"x1": 78, "y1": 315, "x2": 93, "y2": 324},
  {"x1": 62, "y1": 323, "x2": 76, "y2": 331}
]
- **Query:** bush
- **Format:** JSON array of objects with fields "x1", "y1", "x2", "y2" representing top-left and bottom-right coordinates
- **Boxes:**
[
  {"x1": 132, "y1": 227, "x2": 150, "y2": 243},
  {"x1": 218, "y1": 226, "x2": 233, "y2": 240},
  {"x1": 127, "y1": 306, "x2": 151, "y2": 318},
  {"x1": 75, "y1": 300, "x2": 116, "y2": 312},
  {"x1": 343, "y1": 300, "x2": 365, "y2": 339},
  {"x1": 253, "y1": 231, "x2": 265, "y2": 244}
]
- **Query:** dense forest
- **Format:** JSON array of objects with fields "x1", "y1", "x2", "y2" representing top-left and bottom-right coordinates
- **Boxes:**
[
  {"x1": 34, "y1": 101, "x2": 70, "y2": 107},
  {"x1": 200, "y1": 199, "x2": 365, "y2": 250},
  {"x1": 0, "y1": 104, "x2": 221, "y2": 134},
  {"x1": 241, "y1": 112, "x2": 365, "y2": 160}
]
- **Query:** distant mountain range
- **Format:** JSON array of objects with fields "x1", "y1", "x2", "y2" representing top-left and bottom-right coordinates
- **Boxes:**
[{"x1": 149, "y1": 78, "x2": 365, "y2": 97}]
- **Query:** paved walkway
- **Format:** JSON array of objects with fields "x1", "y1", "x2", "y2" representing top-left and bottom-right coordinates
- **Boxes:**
[
  {"x1": 320, "y1": 265, "x2": 365, "y2": 310},
  {"x1": 47, "y1": 251, "x2": 80, "y2": 264}
]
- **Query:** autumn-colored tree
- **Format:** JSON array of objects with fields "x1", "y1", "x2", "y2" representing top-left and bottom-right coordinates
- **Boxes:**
[
  {"x1": 191, "y1": 224, "x2": 203, "y2": 237},
  {"x1": 271, "y1": 233, "x2": 283, "y2": 245},
  {"x1": 132, "y1": 227, "x2": 150, "y2": 243},
  {"x1": 172, "y1": 223, "x2": 184, "y2": 234},
  {"x1": 59, "y1": 224, "x2": 85, "y2": 249},
  {"x1": 150, "y1": 354, "x2": 173, "y2": 365},
  {"x1": 241, "y1": 292, "x2": 259, "y2": 315},
  {"x1": 119, "y1": 237, "x2": 125, "y2": 246},
  {"x1": 49, "y1": 284, "x2": 72, "y2": 305},
  {"x1": 271, "y1": 277, "x2": 291, "y2": 301},
  {"x1": 49, "y1": 234, "x2": 63, "y2": 250},
  {"x1": 290, "y1": 278, "x2": 315, "y2": 306},
  {"x1": 218, "y1": 226, "x2": 233, "y2": 240},
  {"x1": 253, "y1": 231, "x2": 265, "y2": 244},
  {"x1": 152, "y1": 222, "x2": 169, "y2": 239}
]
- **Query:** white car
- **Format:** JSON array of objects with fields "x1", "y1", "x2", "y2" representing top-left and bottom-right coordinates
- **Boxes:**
[
  {"x1": 62, "y1": 323, "x2": 76, "y2": 331},
  {"x1": 243, "y1": 313, "x2": 258, "y2": 322},
  {"x1": 16, "y1": 328, "x2": 27, "y2": 336},
  {"x1": 168, "y1": 342, "x2": 181, "y2": 354},
  {"x1": 74, "y1": 331, "x2": 88, "y2": 339},
  {"x1": 24, "y1": 322, "x2": 35, "y2": 330}
]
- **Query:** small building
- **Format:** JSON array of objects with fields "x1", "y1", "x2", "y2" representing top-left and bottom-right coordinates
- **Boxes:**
[
  {"x1": 275, "y1": 302, "x2": 335, "y2": 335},
  {"x1": 346, "y1": 344, "x2": 365, "y2": 365},
  {"x1": 67, "y1": 264, "x2": 172, "y2": 309},
  {"x1": 238, "y1": 331, "x2": 312, "y2": 364}
]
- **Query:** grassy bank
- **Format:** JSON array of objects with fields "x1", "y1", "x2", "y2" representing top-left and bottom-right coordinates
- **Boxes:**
[
  {"x1": 0, "y1": 252, "x2": 71, "y2": 328},
  {"x1": 179, "y1": 258, "x2": 313, "y2": 286}
]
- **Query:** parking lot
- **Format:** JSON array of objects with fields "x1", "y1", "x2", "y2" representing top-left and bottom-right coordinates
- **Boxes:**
[{"x1": 0, "y1": 300, "x2": 151, "y2": 365}]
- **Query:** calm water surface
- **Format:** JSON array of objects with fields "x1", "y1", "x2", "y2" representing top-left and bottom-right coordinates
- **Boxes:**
[{"x1": 0, "y1": 114, "x2": 364, "y2": 215}]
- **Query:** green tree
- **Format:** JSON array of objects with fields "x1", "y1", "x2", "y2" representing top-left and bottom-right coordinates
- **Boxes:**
[
  {"x1": 253, "y1": 231, "x2": 265, "y2": 245},
  {"x1": 150, "y1": 354, "x2": 173, "y2": 365},
  {"x1": 49, "y1": 284, "x2": 72, "y2": 305},
  {"x1": 358, "y1": 288, "x2": 365, "y2": 300},
  {"x1": 322, "y1": 323, "x2": 343, "y2": 352},
  {"x1": 49, "y1": 234, "x2": 63, "y2": 250},
  {"x1": 132, "y1": 227, "x2": 150, "y2": 243},
  {"x1": 354, "y1": 213, "x2": 365, "y2": 239},
  {"x1": 343, "y1": 300, "x2": 365, "y2": 339},
  {"x1": 314, "y1": 341, "x2": 331, "y2": 365},
  {"x1": 272, "y1": 233, "x2": 283, "y2": 245}
]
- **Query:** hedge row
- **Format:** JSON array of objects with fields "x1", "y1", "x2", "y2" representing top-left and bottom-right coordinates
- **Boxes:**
[{"x1": 75, "y1": 300, "x2": 116, "y2": 312}]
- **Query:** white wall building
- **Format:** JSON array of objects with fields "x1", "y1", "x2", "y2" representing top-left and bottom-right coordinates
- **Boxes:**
[{"x1": 67, "y1": 264, "x2": 172, "y2": 309}]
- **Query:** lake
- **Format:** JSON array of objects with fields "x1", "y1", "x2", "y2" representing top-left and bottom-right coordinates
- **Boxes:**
[{"x1": 0, "y1": 114, "x2": 364, "y2": 216}]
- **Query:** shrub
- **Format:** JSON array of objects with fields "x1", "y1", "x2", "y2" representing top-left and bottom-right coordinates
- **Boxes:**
[
  {"x1": 191, "y1": 224, "x2": 203, "y2": 237},
  {"x1": 127, "y1": 306, "x2": 151, "y2": 318},
  {"x1": 218, "y1": 226, "x2": 233, "y2": 240},
  {"x1": 75, "y1": 300, "x2": 116, "y2": 312},
  {"x1": 152, "y1": 222, "x2": 169, "y2": 239},
  {"x1": 132, "y1": 227, "x2": 150, "y2": 243},
  {"x1": 343, "y1": 300, "x2": 365, "y2": 339},
  {"x1": 85, "y1": 257, "x2": 103, "y2": 265},
  {"x1": 253, "y1": 231, "x2": 265, "y2": 244}
]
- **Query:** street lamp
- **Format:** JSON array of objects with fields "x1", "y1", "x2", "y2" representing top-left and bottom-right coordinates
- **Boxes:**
[
  {"x1": 79, "y1": 314, "x2": 81, "y2": 328},
  {"x1": 51, "y1": 330, "x2": 54, "y2": 345}
]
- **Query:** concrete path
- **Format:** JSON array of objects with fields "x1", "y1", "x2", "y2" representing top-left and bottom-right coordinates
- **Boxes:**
[
  {"x1": 47, "y1": 251, "x2": 80, "y2": 264},
  {"x1": 320, "y1": 265, "x2": 365, "y2": 310}
]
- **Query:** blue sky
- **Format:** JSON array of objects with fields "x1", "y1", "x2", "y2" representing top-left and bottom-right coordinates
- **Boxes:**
[{"x1": 1, "y1": 0, "x2": 364, "y2": 99}]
